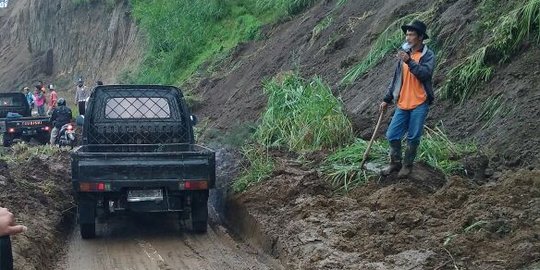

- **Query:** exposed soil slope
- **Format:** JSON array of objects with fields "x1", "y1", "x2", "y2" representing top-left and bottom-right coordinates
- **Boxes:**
[
  {"x1": 192, "y1": 0, "x2": 540, "y2": 168},
  {"x1": 0, "y1": 0, "x2": 142, "y2": 91},
  {"x1": 0, "y1": 146, "x2": 73, "y2": 270}
]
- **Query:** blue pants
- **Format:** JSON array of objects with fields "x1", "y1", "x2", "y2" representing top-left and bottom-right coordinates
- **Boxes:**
[
  {"x1": 37, "y1": 105, "x2": 45, "y2": 116},
  {"x1": 386, "y1": 102, "x2": 429, "y2": 145}
]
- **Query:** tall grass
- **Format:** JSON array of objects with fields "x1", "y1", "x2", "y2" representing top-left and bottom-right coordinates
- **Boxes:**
[
  {"x1": 129, "y1": 0, "x2": 320, "y2": 86},
  {"x1": 233, "y1": 146, "x2": 274, "y2": 193},
  {"x1": 439, "y1": 47, "x2": 493, "y2": 104},
  {"x1": 255, "y1": 73, "x2": 354, "y2": 152},
  {"x1": 256, "y1": 0, "x2": 318, "y2": 17},
  {"x1": 311, "y1": 16, "x2": 334, "y2": 43},
  {"x1": 475, "y1": 93, "x2": 513, "y2": 129},
  {"x1": 419, "y1": 126, "x2": 477, "y2": 174},
  {"x1": 322, "y1": 126, "x2": 476, "y2": 191},
  {"x1": 440, "y1": 0, "x2": 540, "y2": 103},
  {"x1": 0, "y1": 143, "x2": 65, "y2": 163},
  {"x1": 341, "y1": 10, "x2": 434, "y2": 85}
]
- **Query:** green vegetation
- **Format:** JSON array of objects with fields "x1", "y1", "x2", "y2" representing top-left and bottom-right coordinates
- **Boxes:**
[
  {"x1": 127, "y1": 0, "x2": 318, "y2": 86},
  {"x1": 233, "y1": 146, "x2": 274, "y2": 192},
  {"x1": 475, "y1": 93, "x2": 514, "y2": 129},
  {"x1": 336, "y1": 0, "x2": 348, "y2": 8},
  {"x1": 311, "y1": 16, "x2": 334, "y2": 43},
  {"x1": 419, "y1": 126, "x2": 477, "y2": 174},
  {"x1": 71, "y1": 0, "x2": 89, "y2": 5},
  {"x1": 255, "y1": 73, "x2": 354, "y2": 152},
  {"x1": 234, "y1": 73, "x2": 354, "y2": 191},
  {"x1": 322, "y1": 126, "x2": 476, "y2": 192},
  {"x1": 321, "y1": 139, "x2": 388, "y2": 191},
  {"x1": 256, "y1": 0, "x2": 318, "y2": 17},
  {"x1": 341, "y1": 10, "x2": 434, "y2": 85},
  {"x1": 440, "y1": 0, "x2": 540, "y2": 103},
  {"x1": 71, "y1": 0, "x2": 116, "y2": 8},
  {"x1": 0, "y1": 143, "x2": 65, "y2": 163}
]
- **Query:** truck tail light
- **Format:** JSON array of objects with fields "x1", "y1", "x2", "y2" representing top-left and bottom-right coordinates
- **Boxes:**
[
  {"x1": 180, "y1": 180, "x2": 208, "y2": 190},
  {"x1": 79, "y1": 182, "x2": 110, "y2": 192},
  {"x1": 7, "y1": 128, "x2": 15, "y2": 133},
  {"x1": 42, "y1": 126, "x2": 50, "y2": 131}
]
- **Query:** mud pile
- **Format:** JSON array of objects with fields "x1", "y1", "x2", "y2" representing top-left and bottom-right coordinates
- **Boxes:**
[
  {"x1": 227, "y1": 155, "x2": 540, "y2": 269},
  {"x1": 0, "y1": 145, "x2": 73, "y2": 270}
]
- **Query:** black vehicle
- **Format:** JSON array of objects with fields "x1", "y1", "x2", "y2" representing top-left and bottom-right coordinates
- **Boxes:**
[
  {"x1": 0, "y1": 93, "x2": 52, "y2": 146},
  {"x1": 72, "y1": 85, "x2": 215, "y2": 239}
]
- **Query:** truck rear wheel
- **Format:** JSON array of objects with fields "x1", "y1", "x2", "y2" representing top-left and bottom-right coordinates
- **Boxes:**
[
  {"x1": 80, "y1": 223, "x2": 96, "y2": 239},
  {"x1": 78, "y1": 196, "x2": 97, "y2": 239},
  {"x1": 191, "y1": 191, "x2": 208, "y2": 233},
  {"x1": 2, "y1": 134, "x2": 12, "y2": 147}
]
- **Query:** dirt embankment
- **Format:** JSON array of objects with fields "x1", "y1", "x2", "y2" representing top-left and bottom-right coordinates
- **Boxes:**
[
  {"x1": 0, "y1": 145, "x2": 73, "y2": 270},
  {"x1": 192, "y1": 0, "x2": 540, "y2": 168},
  {"x1": 0, "y1": 0, "x2": 142, "y2": 92},
  {"x1": 227, "y1": 154, "x2": 540, "y2": 269}
]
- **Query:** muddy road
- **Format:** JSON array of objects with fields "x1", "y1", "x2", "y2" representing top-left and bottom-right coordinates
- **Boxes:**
[
  {"x1": 52, "y1": 148, "x2": 281, "y2": 270},
  {"x1": 57, "y1": 212, "x2": 282, "y2": 270}
]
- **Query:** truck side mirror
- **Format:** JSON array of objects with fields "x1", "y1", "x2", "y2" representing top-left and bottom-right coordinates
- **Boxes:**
[
  {"x1": 190, "y1": 115, "x2": 198, "y2": 126},
  {"x1": 76, "y1": 115, "x2": 85, "y2": 126}
]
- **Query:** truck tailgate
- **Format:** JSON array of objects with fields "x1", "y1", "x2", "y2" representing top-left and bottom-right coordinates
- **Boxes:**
[{"x1": 72, "y1": 144, "x2": 216, "y2": 189}]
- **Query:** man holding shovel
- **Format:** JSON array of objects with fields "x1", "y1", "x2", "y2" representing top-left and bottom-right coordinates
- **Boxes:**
[{"x1": 380, "y1": 20, "x2": 436, "y2": 178}]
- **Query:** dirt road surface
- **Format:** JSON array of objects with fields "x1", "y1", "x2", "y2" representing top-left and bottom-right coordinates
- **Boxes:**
[{"x1": 57, "y1": 213, "x2": 282, "y2": 270}]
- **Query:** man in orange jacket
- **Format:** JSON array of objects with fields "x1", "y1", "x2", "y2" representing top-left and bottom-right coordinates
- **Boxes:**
[{"x1": 380, "y1": 20, "x2": 436, "y2": 178}]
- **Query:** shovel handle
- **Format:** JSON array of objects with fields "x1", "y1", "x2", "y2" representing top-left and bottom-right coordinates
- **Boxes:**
[{"x1": 360, "y1": 110, "x2": 385, "y2": 169}]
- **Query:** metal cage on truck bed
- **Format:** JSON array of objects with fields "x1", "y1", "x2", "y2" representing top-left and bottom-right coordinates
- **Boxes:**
[{"x1": 83, "y1": 86, "x2": 194, "y2": 145}]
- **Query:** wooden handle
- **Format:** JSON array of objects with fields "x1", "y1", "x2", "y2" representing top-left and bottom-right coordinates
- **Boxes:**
[{"x1": 360, "y1": 110, "x2": 385, "y2": 169}]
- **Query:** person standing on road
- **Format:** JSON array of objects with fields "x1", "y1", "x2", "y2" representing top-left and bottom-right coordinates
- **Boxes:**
[
  {"x1": 380, "y1": 20, "x2": 436, "y2": 178},
  {"x1": 33, "y1": 86, "x2": 46, "y2": 116},
  {"x1": 75, "y1": 79, "x2": 89, "y2": 116},
  {"x1": 49, "y1": 98, "x2": 73, "y2": 145},
  {"x1": 47, "y1": 84, "x2": 58, "y2": 115}
]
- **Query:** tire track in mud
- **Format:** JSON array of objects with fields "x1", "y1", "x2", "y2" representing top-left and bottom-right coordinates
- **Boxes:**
[{"x1": 56, "y1": 212, "x2": 282, "y2": 270}]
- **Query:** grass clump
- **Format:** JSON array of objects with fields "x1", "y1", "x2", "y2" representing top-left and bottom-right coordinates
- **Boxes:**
[
  {"x1": 321, "y1": 139, "x2": 388, "y2": 192},
  {"x1": 440, "y1": 0, "x2": 540, "y2": 103},
  {"x1": 256, "y1": 0, "x2": 318, "y2": 17},
  {"x1": 475, "y1": 93, "x2": 514, "y2": 129},
  {"x1": 439, "y1": 47, "x2": 493, "y2": 104},
  {"x1": 419, "y1": 126, "x2": 477, "y2": 174},
  {"x1": 255, "y1": 73, "x2": 354, "y2": 152},
  {"x1": 322, "y1": 126, "x2": 476, "y2": 192},
  {"x1": 0, "y1": 143, "x2": 65, "y2": 163},
  {"x1": 311, "y1": 16, "x2": 334, "y2": 43},
  {"x1": 233, "y1": 146, "x2": 274, "y2": 192}
]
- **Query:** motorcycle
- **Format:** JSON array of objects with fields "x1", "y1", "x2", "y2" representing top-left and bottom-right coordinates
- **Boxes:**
[{"x1": 55, "y1": 123, "x2": 77, "y2": 147}]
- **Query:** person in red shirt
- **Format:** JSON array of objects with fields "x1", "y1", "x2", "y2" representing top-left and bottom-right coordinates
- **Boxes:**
[{"x1": 47, "y1": 84, "x2": 58, "y2": 115}]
